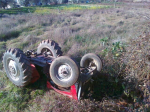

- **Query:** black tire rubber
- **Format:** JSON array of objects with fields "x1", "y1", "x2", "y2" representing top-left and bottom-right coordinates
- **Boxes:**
[
  {"x1": 2, "y1": 48, "x2": 32, "y2": 87},
  {"x1": 50, "y1": 56, "x2": 79, "y2": 87},
  {"x1": 80, "y1": 53, "x2": 102, "y2": 74},
  {"x1": 37, "y1": 40, "x2": 62, "y2": 58}
]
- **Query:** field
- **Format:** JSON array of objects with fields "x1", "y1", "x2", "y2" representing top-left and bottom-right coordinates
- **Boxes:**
[{"x1": 0, "y1": 3, "x2": 150, "y2": 111}]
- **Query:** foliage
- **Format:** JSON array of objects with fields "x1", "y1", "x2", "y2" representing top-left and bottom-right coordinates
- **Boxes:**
[
  {"x1": 0, "y1": 4, "x2": 111, "y2": 15},
  {"x1": 100, "y1": 37, "x2": 125, "y2": 58},
  {"x1": 0, "y1": 0, "x2": 8, "y2": 9},
  {"x1": 0, "y1": 68, "x2": 47, "y2": 111},
  {"x1": 0, "y1": 7, "x2": 35, "y2": 14}
]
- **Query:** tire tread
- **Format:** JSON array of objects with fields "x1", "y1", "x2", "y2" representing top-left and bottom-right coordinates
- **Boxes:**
[
  {"x1": 37, "y1": 39, "x2": 62, "y2": 57},
  {"x1": 2, "y1": 48, "x2": 32, "y2": 87}
]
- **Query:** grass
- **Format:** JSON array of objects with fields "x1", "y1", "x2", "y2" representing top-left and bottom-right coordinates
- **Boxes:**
[
  {"x1": 0, "y1": 7, "x2": 35, "y2": 14},
  {"x1": 0, "y1": 68, "x2": 47, "y2": 111},
  {"x1": 0, "y1": 42, "x2": 6, "y2": 69},
  {"x1": 0, "y1": 2, "x2": 150, "y2": 111},
  {"x1": 0, "y1": 4, "x2": 111, "y2": 15}
]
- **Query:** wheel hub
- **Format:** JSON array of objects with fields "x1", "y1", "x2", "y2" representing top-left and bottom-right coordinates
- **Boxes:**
[
  {"x1": 8, "y1": 60, "x2": 19, "y2": 81},
  {"x1": 89, "y1": 61, "x2": 97, "y2": 70},
  {"x1": 42, "y1": 48, "x2": 53, "y2": 57},
  {"x1": 57, "y1": 64, "x2": 72, "y2": 81}
]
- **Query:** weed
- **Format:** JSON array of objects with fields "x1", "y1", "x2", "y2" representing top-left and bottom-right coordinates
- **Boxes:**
[
  {"x1": 100, "y1": 37, "x2": 109, "y2": 46},
  {"x1": 111, "y1": 42, "x2": 125, "y2": 58}
]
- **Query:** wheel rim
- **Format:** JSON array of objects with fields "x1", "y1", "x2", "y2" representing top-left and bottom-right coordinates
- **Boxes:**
[
  {"x1": 85, "y1": 59, "x2": 97, "y2": 70},
  {"x1": 56, "y1": 64, "x2": 72, "y2": 82},
  {"x1": 7, "y1": 59, "x2": 20, "y2": 81},
  {"x1": 41, "y1": 48, "x2": 53, "y2": 56},
  {"x1": 89, "y1": 60, "x2": 97, "y2": 70}
]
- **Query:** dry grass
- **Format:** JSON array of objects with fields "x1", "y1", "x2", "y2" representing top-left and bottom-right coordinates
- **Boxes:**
[
  {"x1": 124, "y1": 32, "x2": 150, "y2": 109},
  {"x1": 0, "y1": 3, "x2": 150, "y2": 111}
]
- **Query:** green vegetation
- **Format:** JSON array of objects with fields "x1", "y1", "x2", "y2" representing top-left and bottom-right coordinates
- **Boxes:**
[
  {"x1": 0, "y1": 4, "x2": 111, "y2": 15},
  {"x1": 0, "y1": 7, "x2": 35, "y2": 14},
  {"x1": 0, "y1": 3, "x2": 150, "y2": 111},
  {"x1": 0, "y1": 69, "x2": 47, "y2": 111},
  {"x1": 0, "y1": 42, "x2": 6, "y2": 69}
]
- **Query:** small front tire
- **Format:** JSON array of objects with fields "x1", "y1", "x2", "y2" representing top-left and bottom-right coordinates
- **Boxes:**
[{"x1": 80, "y1": 53, "x2": 102, "y2": 75}]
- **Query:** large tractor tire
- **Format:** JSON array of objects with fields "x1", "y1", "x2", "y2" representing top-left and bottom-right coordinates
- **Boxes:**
[
  {"x1": 2, "y1": 48, "x2": 32, "y2": 87},
  {"x1": 50, "y1": 56, "x2": 79, "y2": 87},
  {"x1": 37, "y1": 40, "x2": 62, "y2": 58},
  {"x1": 80, "y1": 53, "x2": 102, "y2": 75}
]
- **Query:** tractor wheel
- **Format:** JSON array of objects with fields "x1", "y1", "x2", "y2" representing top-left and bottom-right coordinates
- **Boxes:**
[
  {"x1": 80, "y1": 53, "x2": 102, "y2": 74},
  {"x1": 37, "y1": 40, "x2": 62, "y2": 58},
  {"x1": 50, "y1": 56, "x2": 79, "y2": 87},
  {"x1": 2, "y1": 48, "x2": 32, "y2": 87}
]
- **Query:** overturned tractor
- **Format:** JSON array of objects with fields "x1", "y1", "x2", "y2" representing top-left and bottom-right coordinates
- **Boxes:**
[{"x1": 2, "y1": 40, "x2": 102, "y2": 100}]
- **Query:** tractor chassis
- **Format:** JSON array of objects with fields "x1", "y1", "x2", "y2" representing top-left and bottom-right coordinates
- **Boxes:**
[{"x1": 27, "y1": 51, "x2": 96, "y2": 100}]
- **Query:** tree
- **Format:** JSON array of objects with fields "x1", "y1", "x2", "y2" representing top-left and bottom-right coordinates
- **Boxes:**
[
  {"x1": 0, "y1": 0, "x2": 8, "y2": 9},
  {"x1": 42, "y1": 0, "x2": 50, "y2": 5},
  {"x1": 23, "y1": 0, "x2": 30, "y2": 6},
  {"x1": 0, "y1": 0, "x2": 16, "y2": 9}
]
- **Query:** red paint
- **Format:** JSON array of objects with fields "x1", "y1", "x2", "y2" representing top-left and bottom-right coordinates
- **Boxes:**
[
  {"x1": 47, "y1": 81, "x2": 78, "y2": 100},
  {"x1": 30, "y1": 64, "x2": 40, "y2": 83},
  {"x1": 30, "y1": 64, "x2": 78, "y2": 100}
]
